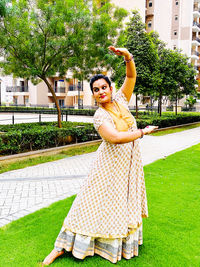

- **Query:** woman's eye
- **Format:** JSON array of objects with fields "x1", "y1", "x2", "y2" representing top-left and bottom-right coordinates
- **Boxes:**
[
  {"x1": 94, "y1": 88, "x2": 99, "y2": 92},
  {"x1": 102, "y1": 86, "x2": 106, "y2": 90}
]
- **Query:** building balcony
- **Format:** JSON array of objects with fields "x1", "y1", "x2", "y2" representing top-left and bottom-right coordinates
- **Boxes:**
[
  {"x1": 193, "y1": 7, "x2": 200, "y2": 17},
  {"x1": 67, "y1": 84, "x2": 84, "y2": 97},
  {"x1": 192, "y1": 36, "x2": 200, "y2": 46},
  {"x1": 192, "y1": 21, "x2": 200, "y2": 32},
  {"x1": 6, "y1": 86, "x2": 29, "y2": 94},
  {"x1": 48, "y1": 86, "x2": 66, "y2": 97},
  {"x1": 194, "y1": 65, "x2": 199, "y2": 73},
  {"x1": 68, "y1": 84, "x2": 83, "y2": 91},
  {"x1": 145, "y1": 8, "x2": 154, "y2": 17},
  {"x1": 197, "y1": 60, "x2": 200, "y2": 67},
  {"x1": 191, "y1": 50, "x2": 200, "y2": 60},
  {"x1": 48, "y1": 87, "x2": 66, "y2": 93}
]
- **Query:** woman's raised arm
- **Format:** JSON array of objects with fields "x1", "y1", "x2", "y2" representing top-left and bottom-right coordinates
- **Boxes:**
[{"x1": 108, "y1": 46, "x2": 136, "y2": 102}]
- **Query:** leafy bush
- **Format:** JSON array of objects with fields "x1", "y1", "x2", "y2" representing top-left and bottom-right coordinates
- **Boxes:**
[
  {"x1": 0, "y1": 106, "x2": 96, "y2": 116},
  {"x1": 0, "y1": 122, "x2": 99, "y2": 155},
  {"x1": 136, "y1": 112, "x2": 200, "y2": 128}
]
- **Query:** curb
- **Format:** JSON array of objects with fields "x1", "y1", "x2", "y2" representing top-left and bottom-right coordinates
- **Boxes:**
[{"x1": 0, "y1": 139, "x2": 102, "y2": 163}]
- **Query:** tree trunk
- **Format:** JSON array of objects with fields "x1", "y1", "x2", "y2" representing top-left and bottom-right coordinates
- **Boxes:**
[
  {"x1": 136, "y1": 93, "x2": 138, "y2": 119},
  {"x1": 42, "y1": 76, "x2": 62, "y2": 128},
  {"x1": 159, "y1": 90, "x2": 162, "y2": 117},
  {"x1": 150, "y1": 96, "x2": 153, "y2": 115},
  {"x1": 175, "y1": 92, "x2": 178, "y2": 115}
]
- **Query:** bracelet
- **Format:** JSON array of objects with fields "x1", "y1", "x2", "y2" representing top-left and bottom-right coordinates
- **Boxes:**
[
  {"x1": 124, "y1": 54, "x2": 133, "y2": 63},
  {"x1": 139, "y1": 129, "x2": 144, "y2": 139}
]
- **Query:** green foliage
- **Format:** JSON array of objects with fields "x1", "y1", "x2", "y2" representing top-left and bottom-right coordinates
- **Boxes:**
[
  {"x1": 184, "y1": 95, "x2": 197, "y2": 109},
  {"x1": 111, "y1": 11, "x2": 197, "y2": 116},
  {"x1": 135, "y1": 112, "x2": 200, "y2": 128},
  {"x1": 148, "y1": 32, "x2": 197, "y2": 115},
  {"x1": 112, "y1": 10, "x2": 159, "y2": 94},
  {"x1": 0, "y1": 0, "x2": 7, "y2": 17},
  {"x1": 0, "y1": 0, "x2": 128, "y2": 127},
  {"x1": 0, "y1": 121, "x2": 99, "y2": 155},
  {"x1": 0, "y1": 105, "x2": 97, "y2": 115}
]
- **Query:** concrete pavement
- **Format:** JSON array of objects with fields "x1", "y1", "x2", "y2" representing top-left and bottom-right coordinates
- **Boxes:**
[
  {"x1": 0, "y1": 126, "x2": 200, "y2": 227},
  {"x1": 0, "y1": 113, "x2": 93, "y2": 125}
]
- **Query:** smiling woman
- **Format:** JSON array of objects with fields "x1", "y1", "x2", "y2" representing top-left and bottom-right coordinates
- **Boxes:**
[{"x1": 42, "y1": 46, "x2": 159, "y2": 265}]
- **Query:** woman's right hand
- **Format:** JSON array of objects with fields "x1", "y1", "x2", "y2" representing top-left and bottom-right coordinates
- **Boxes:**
[{"x1": 143, "y1": 125, "x2": 159, "y2": 135}]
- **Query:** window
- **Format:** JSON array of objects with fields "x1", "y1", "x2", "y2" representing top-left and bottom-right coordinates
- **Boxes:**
[
  {"x1": 13, "y1": 96, "x2": 18, "y2": 105},
  {"x1": 174, "y1": 30, "x2": 177, "y2": 36},
  {"x1": 175, "y1": 1, "x2": 178, "y2": 5},
  {"x1": 173, "y1": 45, "x2": 177, "y2": 50},
  {"x1": 54, "y1": 80, "x2": 58, "y2": 92},
  {"x1": 20, "y1": 80, "x2": 25, "y2": 92},
  {"x1": 149, "y1": 1, "x2": 152, "y2": 7},
  {"x1": 24, "y1": 96, "x2": 29, "y2": 105},
  {"x1": 175, "y1": 15, "x2": 178, "y2": 21},
  {"x1": 148, "y1": 21, "x2": 152, "y2": 28}
]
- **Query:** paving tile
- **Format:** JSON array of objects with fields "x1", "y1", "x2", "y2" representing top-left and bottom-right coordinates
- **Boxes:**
[{"x1": 0, "y1": 127, "x2": 199, "y2": 227}]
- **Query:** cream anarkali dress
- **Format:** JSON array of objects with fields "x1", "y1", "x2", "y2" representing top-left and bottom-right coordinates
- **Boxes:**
[{"x1": 54, "y1": 90, "x2": 148, "y2": 263}]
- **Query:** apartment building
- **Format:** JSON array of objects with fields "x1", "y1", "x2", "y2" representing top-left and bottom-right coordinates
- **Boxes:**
[{"x1": 146, "y1": 0, "x2": 200, "y2": 99}]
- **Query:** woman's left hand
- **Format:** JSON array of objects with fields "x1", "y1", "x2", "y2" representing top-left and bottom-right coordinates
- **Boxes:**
[{"x1": 108, "y1": 46, "x2": 131, "y2": 58}]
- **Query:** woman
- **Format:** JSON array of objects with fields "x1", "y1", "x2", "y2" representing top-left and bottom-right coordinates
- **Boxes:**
[{"x1": 43, "y1": 46, "x2": 158, "y2": 265}]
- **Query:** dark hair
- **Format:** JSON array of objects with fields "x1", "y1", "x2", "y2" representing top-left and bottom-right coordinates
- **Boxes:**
[{"x1": 90, "y1": 74, "x2": 111, "y2": 93}]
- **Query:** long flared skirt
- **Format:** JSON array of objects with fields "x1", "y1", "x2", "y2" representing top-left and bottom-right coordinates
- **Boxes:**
[{"x1": 54, "y1": 224, "x2": 143, "y2": 264}]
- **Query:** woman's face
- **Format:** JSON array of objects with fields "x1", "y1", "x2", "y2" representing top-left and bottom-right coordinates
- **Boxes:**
[{"x1": 92, "y1": 78, "x2": 112, "y2": 104}]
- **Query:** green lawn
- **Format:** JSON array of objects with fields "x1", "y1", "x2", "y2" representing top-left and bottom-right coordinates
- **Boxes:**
[
  {"x1": 0, "y1": 144, "x2": 100, "y2": 175},
  {"x1": 0, "y1": 144, "x2": 200, "y2": 267},
  {"x1": 150, "y1": 123, "x2": 200, "y2": 136}
]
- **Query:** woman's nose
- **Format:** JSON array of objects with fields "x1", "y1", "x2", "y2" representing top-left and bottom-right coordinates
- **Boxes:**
[{"x1": 99, "y1": 88, "x2": 104, "y2": 94}]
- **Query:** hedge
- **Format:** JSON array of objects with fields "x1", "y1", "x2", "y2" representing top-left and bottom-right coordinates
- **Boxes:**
[
  {"x1": 0, "y1": 106, "x2": 97, "y2": 116},
  {"x1": 0, "y1": 112, "x2": 200, "y2": 156},
  {"x1": 1, "y1": 105, "x2": 200, "y2": 117},
  {"x1": 0, "y1": 122, "x2": 99, "y2": 155}
]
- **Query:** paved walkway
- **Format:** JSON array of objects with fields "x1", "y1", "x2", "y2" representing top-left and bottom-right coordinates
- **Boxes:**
[
  {"x1": 0, "y1": 113, "x2": 93, "y2": 125},
  {"x1": 0, "y1": 127, "x2": 200, "y2": 227}
]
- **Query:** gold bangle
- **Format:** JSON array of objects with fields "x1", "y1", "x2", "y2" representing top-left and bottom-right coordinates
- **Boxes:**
[
  {"x1": 139, "y1": 129, "x2": 144, "y2": 139},
  {"x1": 124, "y1": 54, "x2": 133, "y2": 63}
]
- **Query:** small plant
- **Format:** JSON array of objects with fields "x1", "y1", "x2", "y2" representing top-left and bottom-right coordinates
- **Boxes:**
[{"x1": 184, "y1": 96, "x2": 197, "y2": 110}]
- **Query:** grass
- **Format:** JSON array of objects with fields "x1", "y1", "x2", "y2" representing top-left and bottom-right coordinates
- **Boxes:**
[
  {"x1": 0, "y1": 143, "x2": 200, "y2": 266},
  {"x1": 149, "y1": 122, "x2": 200, "y2": 136},
  {"x1": 0, "y1": 144, "x2": 100, "y2": 175}
]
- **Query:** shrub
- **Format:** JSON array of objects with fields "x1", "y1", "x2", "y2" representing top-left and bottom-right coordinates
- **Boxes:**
[{"x1": 0, "y1": 122, "x2": 99, "y2": 155}]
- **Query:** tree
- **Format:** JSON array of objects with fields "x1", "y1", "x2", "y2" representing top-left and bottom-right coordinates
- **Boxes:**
[
  {"x1": 0, "y1": 0, "x2": 6, "y2": 17},
  {"x1": 162, "y1": 49, "x2": 197, "y2": 115},
  {"x1": 111, "y1": 11, "x2": 197, "y2": 117},
  {"x1": 111, "y1": 11, "x2": 160, "y2": 118},
  {"x1": 147, "y1": 32, "x2": 197, "y2": 115},
  {"x1": 0, "y1": 0, "x2": 127, "y2": 127}
]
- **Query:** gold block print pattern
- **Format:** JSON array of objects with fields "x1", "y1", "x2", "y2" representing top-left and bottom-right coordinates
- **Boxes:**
[{"x1": 54, "y1": 90, "x2": 148, "y2": 263}]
